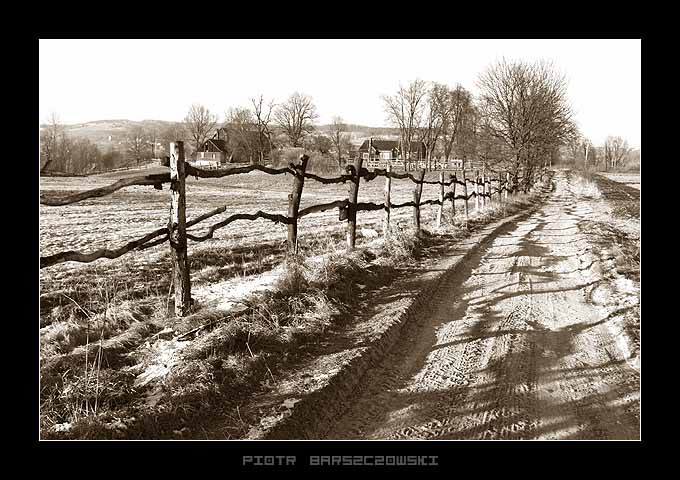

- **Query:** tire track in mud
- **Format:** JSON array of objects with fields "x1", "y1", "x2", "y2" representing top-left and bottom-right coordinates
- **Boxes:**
[{"x1": 323, "y1": 170, "x2": 640, "y2": 440}]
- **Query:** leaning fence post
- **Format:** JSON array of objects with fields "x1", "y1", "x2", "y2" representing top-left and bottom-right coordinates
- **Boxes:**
[
  {"x1": 436, "y1": 171, "x2": 445, "y2": 228},
  {"x1": 168, "y1": 141, "x2": 191, "y2": 317},
  {"x1": 413, "y1": 169, "x2": 425, "y2": 233},
  {"x1": 383, "y1": 164, "x2": 392, "y2": 236},
  {"x1": 346, "y1": 157, "x2": 363, "y2": 251},
  {"x1": 287, "y1": 154, "x2": 309, "y2": 254}
]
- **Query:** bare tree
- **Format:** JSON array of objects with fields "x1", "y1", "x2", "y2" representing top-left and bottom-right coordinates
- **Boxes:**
[
  {"x1": 126, "y1": 124, "x2": 148, "y2": 166},
  {"x1": 417, "y1": 82, "x2": 448, "y2": 169},
  {"x1": 40, "y1": 112, "x2": 63, "y2": 174},
  {"x1": 477, "y1": 59, "x2": 576, "y2": 178},
  {"x1": 184, "y1": 104, "x2": 218, "y2": 155},
  {"x1": 274, "y1": 92, "x2": 318, "y2": 147},
  {"x1": 603, "y1": 136, "x2": 631, "y2": 170},
  {"x1": 581, "y1": 137, "x2": 593, "y2": 170},
  {"x1": 382, "y1": 79, "x2": 428, "y2": 170},
  {"x1": 329, "y1": 116, "x2": 350, "y2": 165},
  {"x1": 251, "y1": 95, "x2": 276, "y2": 163},
  {"x1": 224, "y1": 107, "x2": 257, "y2": 163},
  {"x1": 440, "y1": 85, "x2": 473, "y2": 163}
]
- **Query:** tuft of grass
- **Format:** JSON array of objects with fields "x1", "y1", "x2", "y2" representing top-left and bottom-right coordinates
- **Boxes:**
[{"x1": 377, "y1": 224, "x2": 423, "y2": 264}]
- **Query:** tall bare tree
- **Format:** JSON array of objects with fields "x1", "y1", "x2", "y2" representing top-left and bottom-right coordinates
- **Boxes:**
[
  {"x1": 417, "y1": 82, "x2": 448, "y2": 169},
  {"x1": 477, "y1": 59, "x2": 576, "y2": 178},
  {"x1": 382, "y1": 79, "x2": 428, "y2": 170},
  {"x1": 274, "y1": 92, "x2": 318, "y2": 147},
  {"x1": 184, "y1": 104, "x2": 218, "y2": 155},
  {"x1": 440, "y1": 85, "x2": 473, "y2": 162},
  {"x1": 40, "y1": 112, "x2": 63, "y2": 174},
  {"x1": 251, "y1": 95, "x2": 275, "y2": 163},
  {"x1": 329, "y1": 116, "x2": 350, "y2": 166},
  {"x1": 581, "y1": 137, "x2": 593, "y2": 169}
]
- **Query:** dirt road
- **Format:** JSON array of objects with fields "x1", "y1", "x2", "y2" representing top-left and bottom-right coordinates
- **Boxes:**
[{"x1": 324, "y1": 170, "x2": 640, "y2": 440}]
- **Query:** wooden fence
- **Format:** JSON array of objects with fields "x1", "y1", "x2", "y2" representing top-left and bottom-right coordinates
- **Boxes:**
[{"x1": 40, "y1": 141, "x2": 547, "y2": 316}]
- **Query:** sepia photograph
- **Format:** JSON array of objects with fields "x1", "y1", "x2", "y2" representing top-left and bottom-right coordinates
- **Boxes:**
[{"x1": 38, "y1": 38, "x2": 641, "y2": 443}]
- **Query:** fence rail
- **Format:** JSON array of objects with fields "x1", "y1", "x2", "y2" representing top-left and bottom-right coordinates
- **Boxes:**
[{"x1": 40, "y1": 141, "x2": 548, "y2": 316}]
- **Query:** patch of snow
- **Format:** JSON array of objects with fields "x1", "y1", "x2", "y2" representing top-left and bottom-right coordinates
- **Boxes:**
[
  {"x1": 360, "y1": 228, "x2": 379, "y2": 238},
  {"x1": 191, "y1": 267, "x2": 284, "y2": 312},
  {"x1": 133, "y1": 339, "x2": 190, "y2": 388},
  {"x1": 282, "y1": 398, "x2": 301, "y2": 409}
]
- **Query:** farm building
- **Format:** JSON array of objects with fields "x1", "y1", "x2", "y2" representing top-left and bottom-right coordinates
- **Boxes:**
[
  {"x1": 357, "y1": 139, "x2": 426, "y2": 163},
  {"x1": 355, "y1": 138, "x2": 483, "y2": 171},
  {"x1": 193, "y1": 137, "x2": 229, "y2": 168},
  {"x1": 190, "y1": 127, "x2": 273, "y2": 167}
]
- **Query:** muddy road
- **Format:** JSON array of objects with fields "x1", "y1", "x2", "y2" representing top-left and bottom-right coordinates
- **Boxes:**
[{"x1": 323, "y1": 170, "x2": 640, "y2": 440}]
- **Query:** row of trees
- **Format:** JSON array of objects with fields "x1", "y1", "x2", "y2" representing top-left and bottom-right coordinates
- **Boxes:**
[
  {"x1": 565, "y1": 135, "x2": 639, "y2": 171},
  {"x1": 382, "y1": 80, "x2": 477, "y2": 168},
  {"x1": 381, "y1": 59, "x2": 580, "y2": 183},
  {"x1": 182, "y1": 93, "x2": 350, "y2": 165},
  {"x1": 40, "y1": 113, "x2": 109, "y2": 174}
]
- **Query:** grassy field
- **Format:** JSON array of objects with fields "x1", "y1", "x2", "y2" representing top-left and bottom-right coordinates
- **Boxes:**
[
  {"x1": 40, "y1": 167, "x2": 461, "y2": 285},
  {"x1": 597, "y1": 172, "x2": 641, "y2": 190},
  {"x1": 42, "y1": 165, "x2": 509, "y2": 438}
]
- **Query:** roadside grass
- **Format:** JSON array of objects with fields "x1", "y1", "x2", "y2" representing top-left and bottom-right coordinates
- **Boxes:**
[{"x1": 40, "y1": 172, "x2": 553, "y2": 439}]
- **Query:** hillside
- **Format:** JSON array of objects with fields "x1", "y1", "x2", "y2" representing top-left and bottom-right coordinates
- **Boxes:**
[
  {"x1": 38, "y1": 119, "x2": 179, "y2": 150},
  {"x1": 40, "y1": 119, "x2": 400, "y2": 149}
]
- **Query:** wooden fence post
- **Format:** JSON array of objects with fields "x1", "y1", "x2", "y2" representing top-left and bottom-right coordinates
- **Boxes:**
[
  {"x1": 462, "y1": 169, "x2": 469, "y2": 223},
  {"x1": 347, "y1": 157, "x2": 363, "y2": 251},
  {"x1": 168, "y1": 141, "x2": 191, "y2": 317},
  {"x1": 383, "y1": 164, "x2": 392, "y2": 236},
  {"x1": 489, "y1": 177, "x2": 493, "y2": 205},
  {"x1": 474, "y1": 170, "x2": 480, "y2": 213},
  {"x1": 413, "y1": 169, "x2": 425, "y2": 232},
  {"x1": 505, "y1": 172, "x2": 510, "y2": 202},
  {"x1": 287, "y1": 154, "x2": 309, "y2": 254},
  {"x1": 436, "y1": 171, "x2": 445, "y2": 228},
  {"x1": 450, "y1": 173, "x2": 457, "y2": 218},
  {"x1": 481, "y1": 172, "x2": 486, "y2": 209}
]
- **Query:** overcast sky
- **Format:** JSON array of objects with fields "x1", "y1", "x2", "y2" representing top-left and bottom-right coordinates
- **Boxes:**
[{"x1": 39, "y1": 39, "x2": 641, "y2": 148}]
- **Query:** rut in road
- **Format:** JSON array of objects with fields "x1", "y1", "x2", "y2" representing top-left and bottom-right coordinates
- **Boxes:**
[{"x1": 323, "y1": 171, "x2": 640, "y2": 440}]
